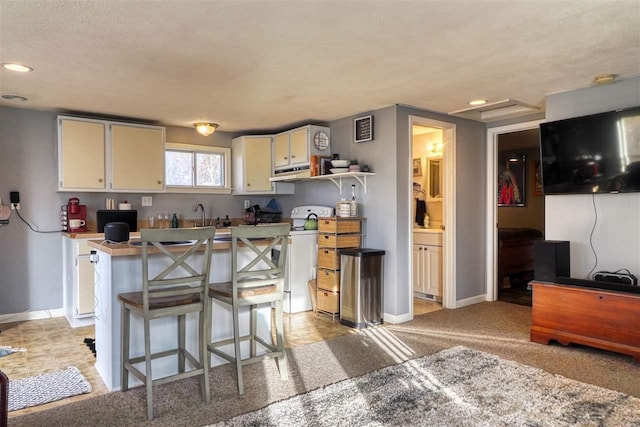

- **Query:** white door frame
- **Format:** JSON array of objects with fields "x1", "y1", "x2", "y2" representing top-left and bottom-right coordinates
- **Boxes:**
[
  {"x1": 485, "y1": 119, "x2": 543, "y2": 300},
  {"x1": 409, "y1": 116, "x2": 457, "y2": 315}
]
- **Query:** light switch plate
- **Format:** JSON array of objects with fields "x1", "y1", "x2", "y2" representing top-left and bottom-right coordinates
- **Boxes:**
[{"x1": 142, "y1": 196, "x2": 153, "y2": 207}]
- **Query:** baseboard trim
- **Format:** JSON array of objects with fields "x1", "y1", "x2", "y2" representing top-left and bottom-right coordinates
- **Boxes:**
[
  {"x1": 0, "y1": 308, "x2": 64, "y2": 324},
  {"x1": 455, "y1": 294, "x2": 487, "y2": 309},
  {"x1": 383, "y1": 311, "x2": 412, "y2": 324}
]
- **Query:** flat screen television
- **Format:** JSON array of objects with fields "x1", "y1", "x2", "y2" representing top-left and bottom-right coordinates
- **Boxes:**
[{"x1": 539, "y1": 106, "x2": 640, "y2": 194}]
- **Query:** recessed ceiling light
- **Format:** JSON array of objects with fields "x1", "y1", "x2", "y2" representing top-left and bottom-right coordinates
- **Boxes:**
[
  {"x1": 2, "y1": 94, "x2": 28, "y2": 102},
  {"x1": 468, "y1": 99, "x2": 487, "y2": 106},
  {"x1": 2, "y1": 63, "x2": 33, "y2": 72},
  {"x1": 593, "y1": 74, "x2": 617, "y2": 85}
]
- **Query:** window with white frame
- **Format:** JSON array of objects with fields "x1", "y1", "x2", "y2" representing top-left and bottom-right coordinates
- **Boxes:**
[{"x1": 165, "y1": 143, "x2": 231, "y2": 193}]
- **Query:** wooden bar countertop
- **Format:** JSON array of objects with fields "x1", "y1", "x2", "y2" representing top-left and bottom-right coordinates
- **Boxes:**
[{"x1": 87, "y1": 230, "x2": 289, "y2": 257}]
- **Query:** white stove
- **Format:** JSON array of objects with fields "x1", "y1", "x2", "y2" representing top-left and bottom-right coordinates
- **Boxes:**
[
  {"x1": 277, "y1": 206, "x2": 333, "y2": 313},
  {"x1": 290, "y1": 205, "x2": 334, "y2": 233}
]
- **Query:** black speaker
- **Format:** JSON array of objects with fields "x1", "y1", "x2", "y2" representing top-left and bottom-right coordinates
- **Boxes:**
[{"x1": 534, "y1": 240, "x2": 570, "y2": 282}]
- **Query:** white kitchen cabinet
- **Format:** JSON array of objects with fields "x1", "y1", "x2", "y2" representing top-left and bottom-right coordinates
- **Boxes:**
[
  {"x1": 413, "y1": 231, "x2": 443, "y2": 300},
  {"x1": 110, "y1": 123, "x2": 165, "y2": 191},
  {"x1": 62, "y1": 236, "x2": 95, "y2": 327},
  {"x1": 57, "y1": 116, "x2": 165, "y2": 192},
  {"x1": 232, "y1": 135, "x2": 294, "y2": 195},
  {"x1": 58, "y1": 117, "x2": 107, "y2": 191},
  {"x1": 273, "y1": 125, "x2": 330, "y2": 174}
]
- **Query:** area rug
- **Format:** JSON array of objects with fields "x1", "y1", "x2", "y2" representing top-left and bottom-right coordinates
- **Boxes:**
[
  {"x1": 8, "y1": 366, "x2": 91, "y2": 412},
  {"x1": 212, "y1": 346, "x2": 640, "y2": 426},
  {"x1": 0, "y1": 345, "x2": 26, "y2": 358}
]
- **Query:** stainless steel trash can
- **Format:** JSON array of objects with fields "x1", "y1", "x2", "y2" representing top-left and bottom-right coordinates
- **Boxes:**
[{"x1": 340, "y1": 248, "x2": 385, "y2": 329}]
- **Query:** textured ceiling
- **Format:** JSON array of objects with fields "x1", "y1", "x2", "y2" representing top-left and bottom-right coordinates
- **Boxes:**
[{"x1": 0, "y1": 0, "x2": 638, "y2": 132}]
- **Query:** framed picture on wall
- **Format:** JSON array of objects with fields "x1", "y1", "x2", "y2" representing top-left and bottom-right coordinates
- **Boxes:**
[
  {"x1": 532, "y1": 160, "x2": 543, "y2": 196},
  {"x1": 413, "y1": 158, "x2": 422, "y2": 176},
  {"x1": 497, "y1": 153, "x2": 526, "y2": 206},
  {"x1": 354, "y1": 115, "x2": 374, "y2": 143}
]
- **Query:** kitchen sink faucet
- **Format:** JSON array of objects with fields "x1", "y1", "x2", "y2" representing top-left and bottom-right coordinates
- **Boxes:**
[{"x1": 195, "y1": 203, "x2": 206, "y2": 227}]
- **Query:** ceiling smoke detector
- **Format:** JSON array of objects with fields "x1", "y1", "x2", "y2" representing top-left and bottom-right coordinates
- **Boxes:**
[
  {"x1": 593, "y1": 74, "x2": 617, "y2": 85},
  {"x1": 448, "y1": 99, "x2": 540, "y2": 122}
]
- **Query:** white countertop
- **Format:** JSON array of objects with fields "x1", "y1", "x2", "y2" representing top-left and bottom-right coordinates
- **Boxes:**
[{"x1": 413, "y1": 227, "x2": 443, "y2": 234}]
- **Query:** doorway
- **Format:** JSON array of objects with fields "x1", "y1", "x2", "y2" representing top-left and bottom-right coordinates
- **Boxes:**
[
  {"x1": 409, "y1": 116, "x2": 456, "y2": 317},
  {"x1": 486, "y1": 120, "x2": 544, "y2": 303}
]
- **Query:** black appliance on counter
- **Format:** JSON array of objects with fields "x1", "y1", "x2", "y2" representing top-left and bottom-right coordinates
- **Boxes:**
[
  {"x1": 243, "y1": 205, "x2": 281, "y2": 225},
  {"x1": 104, "y1": 222, "x2": 130, "y2": 242},
  {"x1": 97, "y1": 210, "x2": 138, "y2": 232}
]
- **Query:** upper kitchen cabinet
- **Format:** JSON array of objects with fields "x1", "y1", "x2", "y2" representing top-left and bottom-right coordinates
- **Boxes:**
[
  {"x1": 110, "y1": 123, "x2": 164, "y2": 192},
  {"x1": 273, "y1": 125, "x2": 330, "y2": 175},
  {"x1": 58, "y1": 117, "x2": 107, "y2": 191},
  {"x1": 232, "y1": 135, "x2": 294, "y2": 195},
  {"x1": 57, "y1": 116, "x2": 165, "y2": 192}
]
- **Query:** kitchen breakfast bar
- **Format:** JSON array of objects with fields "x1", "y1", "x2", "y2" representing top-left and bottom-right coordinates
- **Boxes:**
[{"x1": 88, "y1": 235, "x2": 275, "y2": 392}]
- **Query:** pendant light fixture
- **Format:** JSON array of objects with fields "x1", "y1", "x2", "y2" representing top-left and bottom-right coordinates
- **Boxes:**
[{"x1": 194, "y1": 122, "x2": 218, "y2": 136}]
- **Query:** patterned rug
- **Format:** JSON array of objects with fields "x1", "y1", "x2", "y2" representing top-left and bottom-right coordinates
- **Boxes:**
[
  {"x1": 212, "y1": 346, "x2": 640, "y2": 426},
  {"x1": 8, "y1": 366, "x2": 91, "y2": 411}
]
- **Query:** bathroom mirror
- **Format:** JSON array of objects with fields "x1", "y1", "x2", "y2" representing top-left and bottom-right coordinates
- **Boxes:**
[{"x1": 427, "y1": 157, "x2": 442, "y2": 200}]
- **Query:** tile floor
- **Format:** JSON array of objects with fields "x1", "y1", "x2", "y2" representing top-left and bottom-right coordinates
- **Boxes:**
[
  {"x1": 0, "y1": 310, "x2": 356, "y2": 418},
  {"x1": 1, "y1": 303, "x2": 438, "y2": 418},
  {"x1": 0, "y1": 316, "x2": 108, "y2": 418},
  {"x1": 414, "y1": 297, "x2": 443, "y2": 315}
]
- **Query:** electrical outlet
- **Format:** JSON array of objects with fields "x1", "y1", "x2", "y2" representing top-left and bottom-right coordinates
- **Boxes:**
[
  {"x1": 244, "y1": 200, "x2": 250, "y2": 209},
  {"x1": 142, "y1": 196, "x2": 152, "y2": 207},
  {"x1": 11, "y1": 203, "x2": 19, "y2": 210}
]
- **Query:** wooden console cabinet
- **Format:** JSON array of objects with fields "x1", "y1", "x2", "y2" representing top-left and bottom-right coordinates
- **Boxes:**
[{"x1": 530, "y1": 281, "x2": 640, "y2": 362}]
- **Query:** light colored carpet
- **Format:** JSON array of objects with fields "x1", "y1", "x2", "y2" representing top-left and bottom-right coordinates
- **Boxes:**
[
  {"x1": 211, "y1": 346, "x2": 640, "y2": 427},
  {"x1": 9, "y1": 302, "x2": 640, "y2": 426},
  {"x1": 8, "y1": 366, "x2": 91, "y2": 411}
]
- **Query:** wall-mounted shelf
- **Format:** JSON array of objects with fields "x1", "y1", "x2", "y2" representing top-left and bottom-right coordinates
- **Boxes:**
[
  {"x1": 310, "y1": 172, "x2": 375, "y2": 193},
  {"x1": 269, "y1": 171, "x2": 375, "y2": 193}
]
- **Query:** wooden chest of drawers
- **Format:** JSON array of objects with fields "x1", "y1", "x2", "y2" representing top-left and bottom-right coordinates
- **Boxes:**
[{"x1": 315, "y1": 217, "x2": 365, "y2": 319}]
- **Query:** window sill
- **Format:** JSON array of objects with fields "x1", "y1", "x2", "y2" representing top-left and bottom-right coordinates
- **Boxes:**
[{"x1": 165, "y1": 187, "x2": 233, "y2": 195}]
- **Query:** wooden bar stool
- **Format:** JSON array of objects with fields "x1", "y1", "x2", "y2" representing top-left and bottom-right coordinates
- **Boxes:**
[
  {"x1": 119, "y1": 227, "x2": 216, "y2": 420},
  {"x1": 207, "y1": 224, "x2": 290, "y2": 395}
]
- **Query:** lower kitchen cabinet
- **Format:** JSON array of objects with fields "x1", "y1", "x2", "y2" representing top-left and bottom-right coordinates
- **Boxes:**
[
  {"x1": 62, "y1": 236, "x2": 95, "y2": 327},
  {"x1": 413, "y1": 231, "x2": 443, "y2": 300}
]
